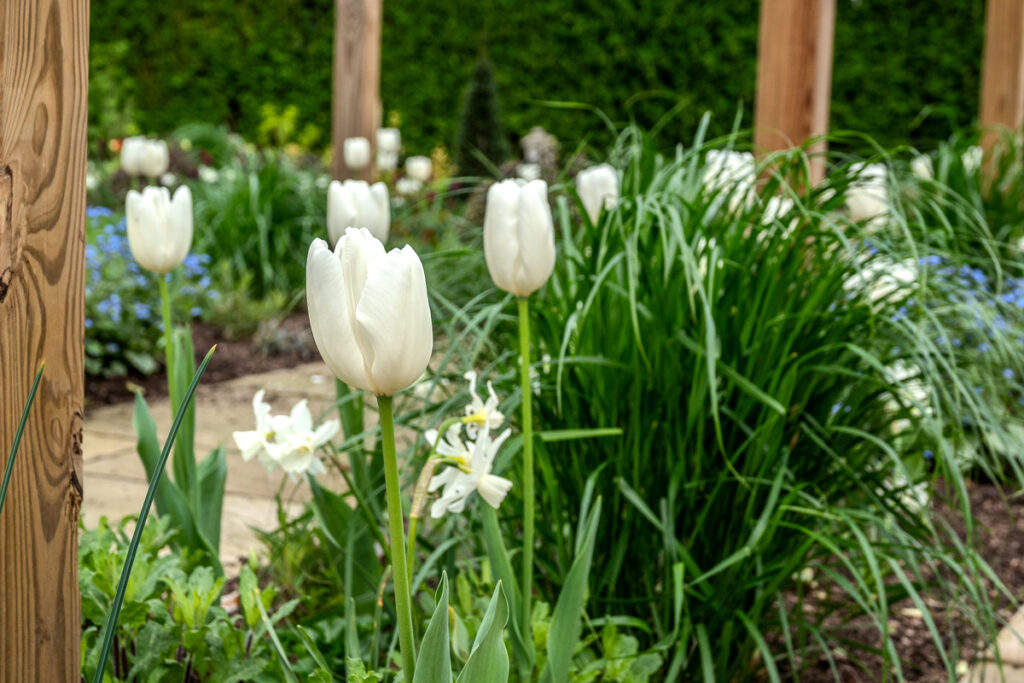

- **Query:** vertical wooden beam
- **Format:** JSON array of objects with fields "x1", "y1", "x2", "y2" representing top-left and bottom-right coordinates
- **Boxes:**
[
  {"x1": 979, "y1": 0, "x2": 1024, "y2": 153},
  {"x1": 754, "y1": 0, "x2": 836, "y2": 184},
  {"x1": 0, "y1": 0, "x2": 87, "y2": 680},
  {"x1": 332, "y1": 0, "x2": 381, "y2": 181}
]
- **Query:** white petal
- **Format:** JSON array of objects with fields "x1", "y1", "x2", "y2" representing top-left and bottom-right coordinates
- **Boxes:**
[
  {"x1": 428, "y1": 467, "x2": 458, "y2": 493},
  {"x1": 327, "y1": 180, "x2": 357, "y2": 246},
  {"x1": 306, "y1": 238, "x2": 374, "y2": 391},
  {"x1": 232, "y1": 430, "x2": 263, "y2": 460},
  {"x1": 477, "y1": 474, "x2": 513, "y2": 508},
  {"x1": 312, "y1": 420, "x2": 340, "y2": 447},
  {"x1": 483, "y1": 180, "x2": 522, "y2": 294},
  {"x1": 370, "y1": 182, "x2": 390, "y2": 243},
  {"x1": 289, "y1": 400, "x2": 313, "y2": 433},
  {"x1": 354, "y1": 245, "x2": 433, "y2": 395},
  {"x1": 514, "y1": 180, "x2": 555, "y2": 296},
  {"x1": 167, "y1": 186, "x2": 193, "y2": 270}
]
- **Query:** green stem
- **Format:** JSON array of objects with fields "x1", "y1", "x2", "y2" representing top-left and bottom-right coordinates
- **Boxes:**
[
  {"x1": 517, "y1": 295, "x2": 535, "y2": 645},
  {"x1": 159, "y1": 276, "x2": 176, "y2": 408},
  {"x1": 378, "y1": 395, "x2": 416, "y2": 680}
]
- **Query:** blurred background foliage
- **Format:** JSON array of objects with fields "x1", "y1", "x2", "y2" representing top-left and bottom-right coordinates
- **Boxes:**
[{"x1": 91, "y1": 0, "x2": 985, "y2": 157}]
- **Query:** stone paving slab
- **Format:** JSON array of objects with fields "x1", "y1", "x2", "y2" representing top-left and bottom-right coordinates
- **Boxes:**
[
  {"x1": 83, "y1": 362, "x2": 346, "y2": 566},
  {"x1": 964, "y1": 605, "x2": 1024, "y2": 682}
]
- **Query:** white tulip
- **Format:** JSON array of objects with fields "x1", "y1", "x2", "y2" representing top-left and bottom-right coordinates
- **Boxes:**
[
  {"x1": 327, "y1": 179, "x2": 390, "y2": 244},
  {"x1": 343, "y1": 137, "x2": 371, "y2": 170},
  {"x1": 306, "y1": 229, "x2": 433, "y2": 396},
  {"x1": 377, "y1": 128, "x2": 401, "y2": 154},
  {"x1": 139, "y1": 139, "x2": 170, "y2": 179},
  {"x1": 125, "y1": 186, "x2": 193, "y2": 274},
  {"x1": 483, "y1": 179, "x2": 556, "y2": 297},
  {"x1": 576, "y1": 163, "x2": 620, "y2": 223},
  {"x1": 395, "y1": 177, "x2": 423, "y2": 196},
  {"x1": 405, "y1": 155, "x2": 432, "y2": 182},
  {"x1": 910, "y1": 155, "x2": 933, "y2": 181},
  {"x1": 517, "y1": 163, "x2": 542, "y2": 182},
  {"x1": 120, "y1": 136, "x2": 146, "y2": 176},
  {"x1": 846, "y1": 162, "x2": 889, "y2": 228}
]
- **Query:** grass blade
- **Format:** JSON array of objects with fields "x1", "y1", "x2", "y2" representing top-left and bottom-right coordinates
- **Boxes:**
[{"x1": 0, "y1": 363, "x2": 44, "y2": 519}]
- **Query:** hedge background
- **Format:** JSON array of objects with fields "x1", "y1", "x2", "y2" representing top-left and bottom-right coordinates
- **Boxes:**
[{"x1": 89, "y1": 0, "x2": 986, "y2": 158}]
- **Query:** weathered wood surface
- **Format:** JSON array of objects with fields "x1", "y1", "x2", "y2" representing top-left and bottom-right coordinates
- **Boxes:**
[
  {"x1": 754, "y1": 0, "x2": 836, "y2": 184},
  {"x1": 0, "y1": 0, "x2": 88, "y2": 680},
  {"x1": 331, "y1": 0, "x2": 381, "y2": 181},
  {"x1": 979, "y1": 0, "x2": 1024, "y2": 157}
]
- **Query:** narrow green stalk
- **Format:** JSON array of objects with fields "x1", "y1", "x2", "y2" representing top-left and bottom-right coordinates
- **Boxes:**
[
  {"x1": 159, "y1": 276, "x2": 176, "y2": 409},
  {"x1": 0, "y1": 364, "x2": 44, "y2": 519},
  {"x1": 517, "y1": 295, "x2": 535, "y2": 646},
  {"x1": 378, "y1": 395, "x2": 416, "y2": 680},
  {"x1": 92, "y1": 347, "x2": 216, "y2": 683}
]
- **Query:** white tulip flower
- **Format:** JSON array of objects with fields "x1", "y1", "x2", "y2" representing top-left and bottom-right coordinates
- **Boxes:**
[
  {"x1": 377, "y1": 150, "x2": 399, "y2": 172},
  {"x1": 377, "y1": 128, "x2": 401, "y2": 154},
  {"x1": 576, "y1": 163, "x2": 620, "y2": 223},
  {"x1": 125, "y1": 186, "x2": 193, "y2": 274},
  {"x1": 483, "y1": 179, "x2": 556, "y2": 297},
  {"x1": 911, "y1": 155, "x2": 934, "y2": 181},
  {"x1": 428, "y1": 427, "x2": 513, "y2": 518},
  {"x1": 139, "y1": 139, "x2": 170, "y2": 179},
  {"x1": 120, "y1": 136, "x2": 146, "y2": 176},
  {"x1": 517, "y1": 163, "x2": 542, "y2": 182},
  {"x1": 327, "y1": 179, "x2": 390, "y2": 244},
  {"x1": 395, "y1": 177, "x2": 423, "y2": 196},
  {"x1": 306, "y1": 229, "x2": 433, "y2": 396},
  {"x1": 343, "y1": 137, "x2": 371, "y2": 170},
  {"x1": 405, "y1": 155, "x2": 432, "y2": 182},
  {"x1": 846, "y1": 162, "x2": 889, "y2": 228}
]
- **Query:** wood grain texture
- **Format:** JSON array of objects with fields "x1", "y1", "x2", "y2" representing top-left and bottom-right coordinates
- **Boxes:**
[
  {"x1": 980, "y1": 0, "x2": 1024, "y2": 153},
  {"x1": 332, "y1": 0, "x2": 381, "y2": 181},
  {"x1": 0, "y1": 0, "x2": 87, "y2": 680},
  {"x1": 754, "y1": 0, "x2": 836, "y2": 184}
]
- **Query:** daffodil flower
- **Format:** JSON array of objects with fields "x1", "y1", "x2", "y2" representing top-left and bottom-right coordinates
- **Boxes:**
[
  {"x1": 232, "y1": 390, "x2": 339, "y2": 478},
  {"x1": 428, "y1": 428, "x2": 513, "y2": 518},
  {"x1": 462, "y1": 371, "x2": 504, "y2": 438}
]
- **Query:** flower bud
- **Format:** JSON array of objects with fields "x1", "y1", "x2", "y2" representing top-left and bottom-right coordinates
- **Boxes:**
[
  {"x1": 125, "y1": 186, "x2": 193, "y2": 274},
  {"x1": 483, "y1": 179, "x2": 555, "y2": 297},
  {"x1": 576, "y1": 163, "x2": 620, "y2": 223},
  {"x1": 343, "y1": 137, "x2": 371, "y2": 170},
  {"x1": 405, "y1": 155, "x2": 432, "y2": 182},
  {"x1": 327, "y1": 179, "x2": 390, "y2": 244}
]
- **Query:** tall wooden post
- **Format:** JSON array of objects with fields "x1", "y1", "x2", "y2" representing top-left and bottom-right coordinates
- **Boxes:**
[
  {"x1": 332, "y1": 0, "x2": 381, "y2": 181},
  {"x1": 754, "y1": 0, "x2": 836, "y2": 184},
  {"x1": 979, "y1": 0, "x2": 1024, "y2": 155},
  {"x1": 0, "y1": 0, "x2": 87, "y2": 680}
]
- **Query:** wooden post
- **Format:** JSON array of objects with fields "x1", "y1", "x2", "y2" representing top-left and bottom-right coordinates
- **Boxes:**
[
  {"x1": 754, "y1": 0, "x2": 836, "y2": 184},
  {"x1": 979, "y1": 0, "x2": 1024, "y2": 156},
  {"x1": 332, "y1": 0, "x2": 381, "y2": 181},
  {"x1": 0, "y1": 0, "x2": 87, "y2": 680}
]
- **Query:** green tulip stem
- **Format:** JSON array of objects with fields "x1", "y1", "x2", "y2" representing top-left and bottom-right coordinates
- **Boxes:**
[
  {"x1": 159, "y1": 275, "x2": 175, "y2": 398},
  {"x1": 518, "y1": 295, "x2": 535, "y2": 641},
  {"x1": 378, "y1": 395, "x2": 416, "y2": 680}
]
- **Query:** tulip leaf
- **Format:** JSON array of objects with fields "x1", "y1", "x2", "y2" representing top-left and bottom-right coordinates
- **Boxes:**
[
  {"x1": 169, "y1": 327, "x2": 198, "y2": 507},
  {"x1": 539, "y1": 496, "x2": 602, "y2": 683},
  {"x1": 456, "y1": 581, "x2": 509, "y2": 683},
  {"x1": 196, "y1": 444, "x2": 227, "y2": 554},
  {"x1": 413, "y1": 572, "x2": 452, "y2": 683},
  {"x1": 481, "y1": 505, "x2": 534, "y2": 670},
  {"x1": 308, "y1": 477, "x2": 380, "y2": 604},
  {"x1": 538, "y1": 427, "x2": 623, "y2": 442}
]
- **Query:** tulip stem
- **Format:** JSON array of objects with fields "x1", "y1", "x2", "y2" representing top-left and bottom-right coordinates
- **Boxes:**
[
  {"x1": 378, "y1": 395, "x2": 416, "y2": 680},
  {"x1": 159, "y1": 276, "x2": 174, "y2": 392},
  {"x1": 517, "y1": 295, "x2": 535, "y2": 649}
]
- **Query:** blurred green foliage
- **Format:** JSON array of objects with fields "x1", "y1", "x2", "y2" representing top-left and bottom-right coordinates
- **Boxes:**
[{"x1": 91, "y1": 0, "x2": 984, "y2": 158}]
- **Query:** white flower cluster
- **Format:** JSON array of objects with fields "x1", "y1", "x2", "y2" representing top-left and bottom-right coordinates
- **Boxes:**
[
  {"x1": 232, "y1": 390, "x2": 339, "y2": 478},
  {"x1": 426, "y1": 372, "x2": 513, "y2": 518}
]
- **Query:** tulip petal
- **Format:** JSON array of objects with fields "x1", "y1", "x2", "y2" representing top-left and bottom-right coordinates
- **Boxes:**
[
  {"x1": 306, "y1": 237, "x2": 376, "y2": 392},
  {"x1": 483, "y1": 180, "x2": 522, "y2": 294},
  {"x1": 327, "y1": 180, "x2": 359, "y2": 246},
  {"x1": 168, "y1": 185, "x2": 193, "y2": 269},
  {"x1": 354, "y1": 245, "x2": 433, "y2": 395},
  {"x1": 514, "y1": 180, "x2": 556, "y2": 295},
  {"x1": 369, "y1": 182, "x2": 390, "y2": 243}
]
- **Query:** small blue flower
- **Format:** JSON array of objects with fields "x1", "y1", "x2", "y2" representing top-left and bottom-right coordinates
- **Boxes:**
[
  {"x1": 86, "y1": 206, "x2": 113, "y2": 219},
  {"x1": 1004, "y1": 368, "x2": 1015, "y2": 380},
  {"x1": 978, "y1": 342, "x2": 991, "y2": 353},
  {"x1": 924, "y1": 449, "x2": 934, "y2": 460},
  {"x1": 85, "y1": 317, "x2": 93, "y2": 329},
  {"x1": 953, "y1": 338, "x2": 962, "y2": 348},
  {"x1": 134, "y1": 302, "x2": 152, "y2": 320},
  {"x1": 831, "y1": 402, "x2": 842, "y2": 415},
  {"x1": 190, "y1": 307, "x2": 202, "y2": 317}
]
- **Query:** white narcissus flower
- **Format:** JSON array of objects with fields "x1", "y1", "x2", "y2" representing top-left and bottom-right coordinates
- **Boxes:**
[
  {"x1": 395, "y1": 177, "x2": 423, "y2": 196},
  {"x1": 576, "y1": 163, "x2": 620, "y2": 224},
  {"x1": 963, "y1": 145, "x2": 983, "y2": 175},
  {"x1": 843, "y1": 256, "x2": 917, "y2": 306},
  {"x1": 911, "y1": 155, "x2": 934, "y2": 181},
  {"x1": 405, "y1": 155, "x2": 432, "y2": 182},
  {"x1": 846, "y1": 162, "x2": 889, "y2": 228},
  {"x1": 125, "y1": 185, "x2": 193, "y2": 274},
  {"x1": 232, "y1": 390, "x2": 276, "y2": 466},
  {"x1": 428, "y1": 427, "x2": 513, "y2": 518},
  {"x1": 306, "y1": 229, "x2": 433, "y2": 396},
  {"x1": 483, "y1": 179, "x2": 556, "y2": 297},
  {"x1": 344, "y1": 137, "x2": 371, "y2": 170},
  {"x1": 273, "y1": 400, "x2": 338, "y2": 477},
  {"x1": 139, "y1": 139, "x2": 170, "y2": 179},
  {"x1": 120, "y1": 136, "x2": 146, "y2": 175},
  {"x1": 376, "y1": 128, "x2": 401, "y2": 154},
  {"x1": 463, "y1": 371, "x2": 504, "y2": 438},
  {"x1": 327, "y1": 179, "x2": 390, "y2": 244}
]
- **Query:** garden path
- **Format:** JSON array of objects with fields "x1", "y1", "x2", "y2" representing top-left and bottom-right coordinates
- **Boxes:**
[
  {"x1": 966, "y1": 605, "x2": 1024, "y2": 681},
  {"x1": 82, "y1": 361, "x2": 346, "y2": 572}
]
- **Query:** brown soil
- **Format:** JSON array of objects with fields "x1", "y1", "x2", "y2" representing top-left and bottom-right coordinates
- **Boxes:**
[
  {"x1": 85, "y1": 313, "x2": 317, "y2": 406},
  {"x1": 797, "y1": 480, "x2": 1024, "y2": 682}
]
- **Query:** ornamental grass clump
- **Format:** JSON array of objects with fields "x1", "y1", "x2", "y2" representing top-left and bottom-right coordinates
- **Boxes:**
[{"x1": 515, "y1": 123, "x2": 1024, "y2": 679}]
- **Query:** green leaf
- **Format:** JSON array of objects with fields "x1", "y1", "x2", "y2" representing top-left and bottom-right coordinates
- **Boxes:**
[
  {"x1": 413, "y1": 572, "x2": 452, "y2": 683},
  {"x1": 456, "y1": 582, "x2": 509, "y2": 683},
  {"x1": 537, "y1": 427, "x2": 623, "y2": 442},
  {"x1": 0, "y1": 363, "x2": 43, "y2": 519},
  {"x1": 540, "y1": 497, "x2": 602, "y2": 683},
  {"x1": 196, "y1": 444, "x2": 227, "y2": 553},
  {"x1": 480, "y1": 505, "x2": 534, "y2": 670},
  {"x1": 170, "y1": 326, "x2": 197, "y2": 506}
]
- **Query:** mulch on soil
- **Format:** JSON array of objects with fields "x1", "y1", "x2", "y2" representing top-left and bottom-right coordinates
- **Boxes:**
[{"x1": 85, "y1": 313, "x2": 317, "y2": 406}]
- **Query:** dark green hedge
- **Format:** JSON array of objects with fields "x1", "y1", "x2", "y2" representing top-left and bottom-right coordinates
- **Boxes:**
[{"x1": 90, "y1": 0, "x2": 985, "y2": 157}]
